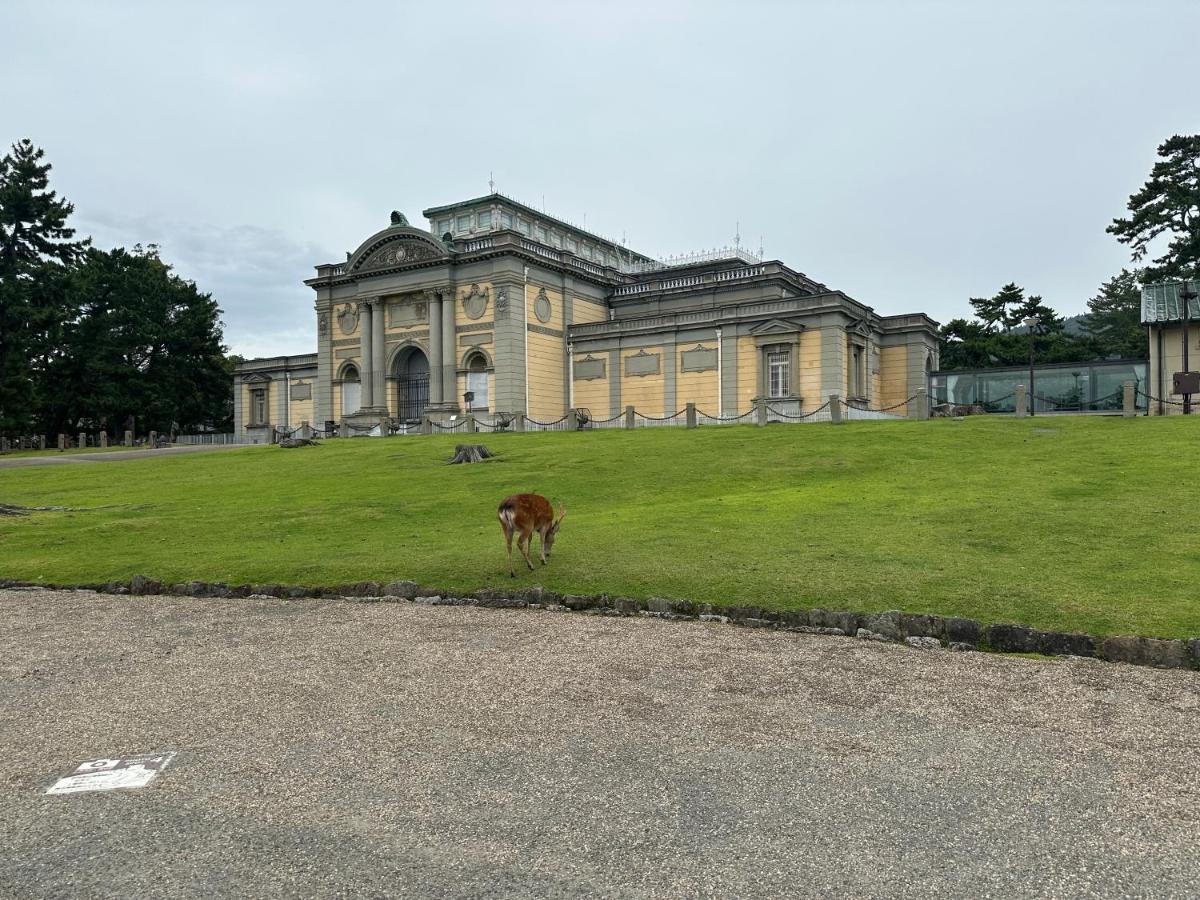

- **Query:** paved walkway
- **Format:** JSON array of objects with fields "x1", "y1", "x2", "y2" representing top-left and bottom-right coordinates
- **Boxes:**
[
  {"x1": 0, "y1": 443, "x2": 252, "y2": 468},
  {"x1": 3, "y1": 589, "x2": 1198, "y2": 898}
]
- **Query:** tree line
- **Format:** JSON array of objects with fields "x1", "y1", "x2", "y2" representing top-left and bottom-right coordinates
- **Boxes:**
[
  {"x1": 939, "y1": 134, "x2": 1199, "y2": 371},
  {"x1": 0, "y1": 140, "x2": 234, "y2": 437}
]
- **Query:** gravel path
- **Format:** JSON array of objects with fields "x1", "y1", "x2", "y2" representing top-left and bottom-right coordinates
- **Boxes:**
[{"x1": 2, "y1": 588, "x2": 1198, "y2": 899}]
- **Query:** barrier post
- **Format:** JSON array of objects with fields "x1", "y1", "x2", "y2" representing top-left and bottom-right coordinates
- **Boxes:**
[
  {"x1": 686, "y1": 402, "x2": 697, "y2": 428},
  {"x1": 911, "y1": 388, "x2": 929, "y2": 421},
  {"x1": 514, "y1": 414, "x2": 525, "y2": 433},
  {"x1": 567, "y1": 409, "x2": 578, "y2": 431},
  {"x1": 625, "y1": 405, "x2": 635, "y2": 429},
  {"x1": 829, "y1": 394, "x2": 843, "y2": 425},
  {"x1": 1122, "y1": 381, "x2": 1135, "y2": 418},
  {"x1": 756, "y1": 398, "x2": 767, "y2": 427},
  {"x1": 1015, "y1": 384, "x2": 1028, "y2": 418}
]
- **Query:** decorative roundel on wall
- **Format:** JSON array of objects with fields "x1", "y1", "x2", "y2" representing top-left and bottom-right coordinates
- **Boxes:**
[
  {"x1": 337, "y1": 304, "x2": 359, "y2": 335},
  {"x1": 534, "y1": 288, "x2": 552, "y2": 324},
  {"x1": 461, "y1": 284, "x2": 489, "y2": 320}
]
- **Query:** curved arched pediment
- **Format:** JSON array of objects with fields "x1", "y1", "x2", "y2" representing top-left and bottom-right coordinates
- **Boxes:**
[{"x1": 346, "y1": 227, "x2": 450, "y2": 274}]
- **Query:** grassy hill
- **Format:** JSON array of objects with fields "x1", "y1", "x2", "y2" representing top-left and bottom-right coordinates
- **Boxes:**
[{"x1": 2, "y1": 417, "x2": 1197, "y2": 638}]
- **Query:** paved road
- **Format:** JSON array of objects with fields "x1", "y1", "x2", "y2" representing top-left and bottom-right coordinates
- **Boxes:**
[
  {"x1": 0, "y1": 444, "x2": 252, "y2": 468},
  {"x1": 2, "y1": 589, "x2": 1198, "y2": 899}
]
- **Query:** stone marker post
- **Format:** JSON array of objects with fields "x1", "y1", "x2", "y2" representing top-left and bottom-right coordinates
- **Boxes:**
[
  {"x1": 57, "y1": 433, "x2": 66, "y2": 450},
  {"x1": 99, "y1": 431, "x2": 108, "y2": 448},
  {"x1": 124, "y1": 430, "x2": 133, "y2": 446},
  {"x1": 1122, "y1": 381, "x2": 1136, "y2": 418},
  {"x1": 566, "y1": 409, "x2": 578, "y2": 431},
  {"x1": 466, "y1": 415, "x2": 477, "y2": 433},
  {"x1": 339, "y1": 422, "x2": 349, "y2": 438},
  {"x1": 625, "y1": 405, "x2": 636, "y2": 429},
  {"x1": 829, "y1": 394, "x2": 843, "y2": 425},
  {"x1": 756, "y1": 398, "x2": 768, "y2": 427},
  {"x1": 1015, "y1": 383, "x2": 1027, "y2": 418},
  {"x1": 419, "y1": 416, "x2": 431, "y2": 435},
  {"x1": 910, "y1": 388, "x2": 929, "y2": 421},
  {"x1": 686, "y1": 402, "x2": 697, "y2": 429},
  {"x1": 78, "y1": 431, "x2": 87, "y2": 450},
  {"x1": 38, "y1": 435, "x2": 47, "y2": 450},
  {"x1": 514, "y1": 414, "x2": 525, "y2": 433},
  {"x1": 149, "y1": 430, "x2": 158, "y2": 448}
]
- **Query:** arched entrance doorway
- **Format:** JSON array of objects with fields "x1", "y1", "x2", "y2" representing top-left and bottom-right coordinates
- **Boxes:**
[{"x1": 393, "y1": 347, "x2": 430, "y2": 422}]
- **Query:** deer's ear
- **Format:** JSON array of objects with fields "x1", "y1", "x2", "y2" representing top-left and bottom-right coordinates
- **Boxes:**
[{"x1": 555, "y1": 501, "x2": 567, "y2": 525}]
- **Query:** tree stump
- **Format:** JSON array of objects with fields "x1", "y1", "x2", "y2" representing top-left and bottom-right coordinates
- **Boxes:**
[
  {"x1": 278, "y1": 437, "x2": 321, "y2": 449},
  {"x1": 449, "y1": 444, "x2": 495, "y2": 464}
]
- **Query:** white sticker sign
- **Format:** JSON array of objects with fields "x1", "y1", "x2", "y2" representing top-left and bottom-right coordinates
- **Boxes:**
[{"x1": 45, "y1": 753, "x2": 176, "y2": 795}]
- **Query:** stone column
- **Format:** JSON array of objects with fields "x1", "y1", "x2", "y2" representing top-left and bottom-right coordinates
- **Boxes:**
[
  {"x1": 99, "y1": 432, "x2": 108, "y2": 448},
  {"x1": 371, "y1": 299, "x2": 386, "y2": 410},
  {"x1": 78, "y1": 431, "x2": 86, "y2": 449},
  {"x1": 428, "y1": 291, "x2": 443, "y2": 405},
  {"x1": 442, "y1": 287, "x2": 456, "y2": 408},
  {"x1": 1122, "y1": 380, "x2": 1136, "y2": 418},
  {"x1": 829, "y1": 394, "x2": 843, "y2": 425},
  {"x1": 1015, "y1": 383, "x2": 1027, "y2": 418},
  {"x1": 360, "y1": 301, "x2": 375, "y2": 409}
]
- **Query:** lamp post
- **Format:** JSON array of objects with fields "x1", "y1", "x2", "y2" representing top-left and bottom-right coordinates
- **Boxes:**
[
  {"x1": 1023, "y1": 316, "x2": 1038, "y2": 416},
  {"x1": 1182, "y1": 284, "x2": 1196, "y2": 415}
]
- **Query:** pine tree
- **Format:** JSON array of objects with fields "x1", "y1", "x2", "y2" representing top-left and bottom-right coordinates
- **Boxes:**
[
  {"x1": 1083, "y1": 269, "x2": 1148, "y2": 359},
  {"x1": 1108, "y1": 134, "x2": 1200, "y2": 282},
  {"x1": 0, "y1": 139, "x2": 88, "y2": 433},
  {"x1": 969, "y1": 283, "x2": 1027, "y2": 331}
]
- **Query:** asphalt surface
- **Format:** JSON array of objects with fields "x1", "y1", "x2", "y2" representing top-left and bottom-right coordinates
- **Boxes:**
[
  {"x1": 0, "y1": 444, "x2": 248, "y2": 468},
  {"x1": 2, "y1": 589, "x2": 1199, "y2": 899}
]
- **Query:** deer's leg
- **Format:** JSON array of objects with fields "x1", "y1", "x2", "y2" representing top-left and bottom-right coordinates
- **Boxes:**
[
  {"x1": 538, "y1": 527, "x2": 548, "y2": 565},
  {"x1": 518, "y1": 530, "x2": 536, "y2": 571},
  {"x1": 503, "y1": 526, "x2": 515, "y2": 577}
]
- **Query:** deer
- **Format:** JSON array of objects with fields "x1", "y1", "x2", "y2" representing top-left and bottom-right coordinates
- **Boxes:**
[{"x1": 497, "y1": 493, "x2": 566, "y2": 577}]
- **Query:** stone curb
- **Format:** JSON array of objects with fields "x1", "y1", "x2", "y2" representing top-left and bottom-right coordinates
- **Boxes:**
[{"x1": 2, "y1": 577, "x2": 1198, "y2": 673}]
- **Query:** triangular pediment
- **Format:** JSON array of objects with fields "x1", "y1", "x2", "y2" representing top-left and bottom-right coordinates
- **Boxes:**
[
  {"x1": 748, "y1": 317, "x2": 805, "y2": 335},
  {"x1": 242, "y1": 372, "x2": 272, "y2": 383},
  {"x1": 848, "y1": 318, "x2": 872, "y2": 337}
]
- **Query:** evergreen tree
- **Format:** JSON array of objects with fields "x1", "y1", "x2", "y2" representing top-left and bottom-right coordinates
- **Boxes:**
[
  {"x1": 51, "y1": 244, "x2": 231, "y2": 434},
  {"x1": 0, "y1": 139, "x2": 88, "y2": 433},
  {"x1": 1083, "y1": 269, "x2": 1147, "y2": 359},
  {"x1": 1108, "y1": 134, "x2": 1200, "y2": 282},
  {"x1": 1010, "y1": 292, "x2": 1064, "y2": 333},
  {"x1": 968, "y1": 282, "x2": 1027, "y2": 331}
]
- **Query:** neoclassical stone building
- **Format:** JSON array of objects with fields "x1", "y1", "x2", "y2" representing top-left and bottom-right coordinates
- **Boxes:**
[{"x1": 233, "y1": 194, "x2": 939, "y2": 440}]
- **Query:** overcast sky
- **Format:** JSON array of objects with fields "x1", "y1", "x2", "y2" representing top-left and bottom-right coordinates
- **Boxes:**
[{"x1": 4, "y1": 0, "x2": 1195, "y2": 357}]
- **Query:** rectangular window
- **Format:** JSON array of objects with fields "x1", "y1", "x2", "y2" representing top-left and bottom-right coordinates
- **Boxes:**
[
  {"x1": 768, "y1": 350, "x2": 790, "y2": 399},
  {"x1": 517, "y1": 218, "x2": 530, "y2": 235},
  {"x1": 456, "y1": 215, "x2": 471, "y2": 233},
  {"x1": 500, "y1": 212, "x2": 513, "y2": 229},
  {"x1": 566, "y1": 238, "x2": 578, "y2": 253},
  {"x1": 467, "y1": 370, "x2": 489, "y2": 410},
  {"x1": 850, "y1": 345, "x2": 865, "y2": 397},
  {"x1": 250, "y1": 388, "x2": 267, "y2": 425},
  {"x1": 437, "y1": 219, "x2": 450, "y2": 235},
  {"x1": 536, "y1": 226, "x2": 548, "y2": 242},
  {"x1": 477, "y1": 210, "x2": 492, "y2": 228}
]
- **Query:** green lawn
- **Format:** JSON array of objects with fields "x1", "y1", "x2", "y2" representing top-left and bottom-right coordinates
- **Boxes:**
[{"x1": 1, "y1": 417, "x2": 1197, "y2": 638}]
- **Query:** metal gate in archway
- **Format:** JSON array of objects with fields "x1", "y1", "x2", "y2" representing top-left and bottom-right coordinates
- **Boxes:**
[{"x1": 396, "y1": 373, "x2": 429, "y2": 422}]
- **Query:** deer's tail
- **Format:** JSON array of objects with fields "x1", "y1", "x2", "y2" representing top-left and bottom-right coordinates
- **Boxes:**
[{"x1": 497, "y1": 501, "x2": 517, "y2": 530}]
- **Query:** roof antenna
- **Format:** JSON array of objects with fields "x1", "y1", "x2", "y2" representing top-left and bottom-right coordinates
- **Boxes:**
[
  {"x1": 488, "y1": 171, "x2": 495, "y2": 193},
  {"x1": 758, "y1": 236, "x2": 764, "y2": 259},
  {"x1": 735, "y1": 220, "x2": 741, "y2": 250}
]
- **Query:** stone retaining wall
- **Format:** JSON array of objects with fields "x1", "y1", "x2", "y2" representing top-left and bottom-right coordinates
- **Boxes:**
[{"x1": 2, "y1": 576, "x2": 1197, "y2": 672}]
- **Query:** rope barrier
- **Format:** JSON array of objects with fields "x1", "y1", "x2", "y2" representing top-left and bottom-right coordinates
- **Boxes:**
[
  {"x1": 635, "y1": 408, "x2": 687, "y2": 422},
  {"x1": 766, "y1": 401, "x2": 831, "y2": 420},
  {"x1": 1137, "y1": 389, "x2": 1187, "y2": 407},
  {"x1": 844, "y1": 392, "x2": 923, "y2": 414},
  {"x1": 525, "y1": 415, "x2": 568, "y2": 426},
  {"x1": 695, "y1": 408, "x2": 756, "y2": 422}
]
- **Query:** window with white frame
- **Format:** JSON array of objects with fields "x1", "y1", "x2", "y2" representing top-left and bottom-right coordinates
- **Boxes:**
[
  {"x1": 340, "y1": 365, "x2": 360, "y2": 415},
  {"x1": 250, "y1": 387, "x2": 268, "y2": 425},
  {"x1": 767, "y1": 349, "x2": 790, "y2": 399},
  {"x1": 477, "y1": 210, "x2": 492, "y2": 229},
  {"x1": 517, "y1": 218, "x2": 530, "y2": 235},
  {"x1": 850, "y1": 343, "x2": 865, "y2": 398},
  {"x1": 455, "y1": 214, "x2": 471, "y2": 233},
  {"x1": 466, "y1": 353, "x2": 489, "y2": 410},
  {"x1": 436, "y1": 218, "x2": 451, "y2": 235},
  {"x1": 500, "y1": 212, "x2": 513, "y2": 229},
  {"x1": 536, "y1": 225, "x2": 548, "y2": 242}
]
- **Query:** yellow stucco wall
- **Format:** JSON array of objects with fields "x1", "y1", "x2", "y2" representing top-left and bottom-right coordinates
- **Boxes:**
[
  {"x1": 453, "y1": 282, "x2": 495, "y2": 331},
  {"x1": 677, "y1": 367, "x2": 718, "y2": 412},
  {"x1": 736, "y1": 336, "x2": 758, "y2": 413},
  {"x1": 619, "y1": 348, "x2": 664, "y2": 417},
  {"x1": 800, "y1": 330, "x2": 821, "y2": 409},
  {"x1": 879, "y1": 346, "x2": 908, "y2": 409},
  {"x1": 572, "y1": 366, "x2": 611, "y2": 418},
  {"x1": 526, "y1": 283, "x2": 566, "y2": 419}
]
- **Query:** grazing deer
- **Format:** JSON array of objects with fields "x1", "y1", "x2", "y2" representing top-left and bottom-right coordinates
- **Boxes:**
[{"x1": 497, "y1": 493, "x2": 566, "y2": 577}]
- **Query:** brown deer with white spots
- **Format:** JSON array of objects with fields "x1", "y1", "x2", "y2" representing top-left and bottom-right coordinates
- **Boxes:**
[{"x1": 497, "y1": 493, "x2": 566, "y2": 577}]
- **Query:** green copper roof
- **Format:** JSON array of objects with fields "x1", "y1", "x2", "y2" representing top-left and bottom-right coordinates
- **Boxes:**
[{"x1": 1142, "y1": 281, "x2": 1199, "y2": 324}]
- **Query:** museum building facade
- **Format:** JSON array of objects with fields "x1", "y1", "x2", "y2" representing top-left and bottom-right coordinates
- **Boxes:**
[{"x1": 233, "y1": 194, "x2": 940, "y2": 440}]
